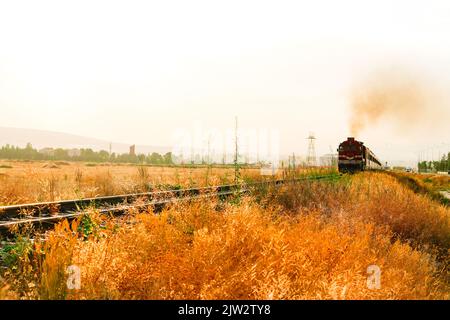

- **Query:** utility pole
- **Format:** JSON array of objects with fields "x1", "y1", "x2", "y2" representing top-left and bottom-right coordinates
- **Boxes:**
[
  {"x1": 306, "y1": 132, "x2": 317, "y2": 167},
  {"x1": 207, "y1": 135, "x2": 211, "y2": 165},
  {"x1": 234, "y1": 116, "x2": 240, "y2": 184},
  {"x1": 292, "y1": 152, "x2": 296, "y2": 172}
]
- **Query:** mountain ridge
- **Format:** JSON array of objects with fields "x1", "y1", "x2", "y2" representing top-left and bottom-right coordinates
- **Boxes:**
[{"x1": 0, "y1": 127, "x2": 171, "y2": 155}]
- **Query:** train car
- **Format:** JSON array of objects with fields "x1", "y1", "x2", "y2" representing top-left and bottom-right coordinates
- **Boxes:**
[{"x1": 338, "y1": 137, "x2": 382, "y2": 173}]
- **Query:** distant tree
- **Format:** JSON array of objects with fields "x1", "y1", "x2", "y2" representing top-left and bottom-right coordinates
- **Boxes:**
[
  {"x1": 163, "y1": 152, "x2": 173, "y2": 165},
  {"x1": 447, "y1": 152, "x2": 450, "y2": 171},
  {"x1": 0, "y1": 144, "x2": 234, "y2": 166},
  {"x1": 54, "y1": 148, "x2": 69, "y2": 160},
  {"x1": 148, "y1": 152, "x2": 163, "y2": 164},
  {"x1": 137, "y1": 154, "x2": 146, "y2": 163},
  {"x1": 98, "y1": 150, "x2": 110, "y2": 162},
  {"x1": 23, "y1": 143, "x2": 38, "y2": 159}
]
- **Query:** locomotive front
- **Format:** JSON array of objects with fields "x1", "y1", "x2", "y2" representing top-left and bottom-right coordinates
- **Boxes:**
[{"x1": 338, "y1": 137, "x2": 365, "y2": 173}]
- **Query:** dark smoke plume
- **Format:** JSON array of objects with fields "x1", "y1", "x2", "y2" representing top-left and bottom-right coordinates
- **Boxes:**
[{"x1": 349, "y1": 68, "x2": 446, "y2": 136}]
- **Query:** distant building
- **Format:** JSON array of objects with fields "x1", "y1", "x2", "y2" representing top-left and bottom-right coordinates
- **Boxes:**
[
  {"x1": 39, "y1": 148, "x2": 55, "y2": 156},
  {"x1": 129, "y1": 145, "x2": 136, "y2": 156},
  {"x1": 68, "y1": 148, "x2": 81, "y2": 157}
]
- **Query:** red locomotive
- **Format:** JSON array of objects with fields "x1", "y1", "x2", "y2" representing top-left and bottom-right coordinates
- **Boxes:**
[{"x1": 338, "y1": 137, "x2": 382, "y2": 173}]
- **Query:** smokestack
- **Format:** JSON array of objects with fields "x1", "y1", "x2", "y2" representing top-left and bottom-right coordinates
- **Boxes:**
[{"x1": 129, "y1": 145, "x2": 136, "y2": 156}]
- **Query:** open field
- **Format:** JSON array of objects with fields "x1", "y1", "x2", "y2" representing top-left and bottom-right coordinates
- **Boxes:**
[
  {"x1": 386, "y1": 171, "x2": 450, "y2": 205},
  {"x1": 0, "y1": 159, "x2": 334, "y2": 206},
  {"x1": 1, "y1": 171, "x2": 449, "y2": 300},
  {"x1": 0, "y1": 160, "x2": 273, "y2": 206},
  {"x1": 413, "y1": 173, "x2": 450, "y2": 191}
]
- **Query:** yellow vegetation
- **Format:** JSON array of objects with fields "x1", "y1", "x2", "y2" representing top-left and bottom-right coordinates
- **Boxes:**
[
  {"x1": 1, "y1": 172, "x2": 448, "y2": 300},
  {"x1": 0, "y1": 160, "x2": 264, "y2": 205}
]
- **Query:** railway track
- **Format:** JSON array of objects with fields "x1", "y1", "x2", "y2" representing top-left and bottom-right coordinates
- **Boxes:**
[{"x1": 0, "y1": 174, "x2": 340, "y2": 237}]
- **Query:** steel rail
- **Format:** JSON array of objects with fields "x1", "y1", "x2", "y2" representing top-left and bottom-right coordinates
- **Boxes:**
[{"x1": 0, "y1": 174, "x2": 339, "y2": 236}]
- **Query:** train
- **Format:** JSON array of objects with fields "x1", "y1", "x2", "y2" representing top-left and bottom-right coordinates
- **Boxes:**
[{"x1": 337, "y1": 137, "x2": 383, "y2": 173}]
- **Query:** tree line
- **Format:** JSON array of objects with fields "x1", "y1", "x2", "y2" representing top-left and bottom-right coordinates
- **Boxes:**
[
  {"x1": 0, "y1": 143, "x2": 174, "y2": 165},
  {"x1": 418, "y1": 152, "x2": 450, "y2": 172}
]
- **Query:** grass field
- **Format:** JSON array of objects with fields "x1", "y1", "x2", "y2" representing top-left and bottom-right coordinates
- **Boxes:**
[
  {"x1": 0, "y1": 160, "x2": 270, "y2": 206},
  {"x1": 413, "y1": 173, "x2": 450, "y2": 191},
  {"x1": 1, "y1": 167, "x2": 449, "y2": 300},
  {"x1": 385, "y1": 171, "x2": 450, "y2": 205}
]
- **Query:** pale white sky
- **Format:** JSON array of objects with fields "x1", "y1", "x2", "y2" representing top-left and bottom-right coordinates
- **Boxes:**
[{"x1": 1, "y1": 0, "x2": 450, "y2": 165}]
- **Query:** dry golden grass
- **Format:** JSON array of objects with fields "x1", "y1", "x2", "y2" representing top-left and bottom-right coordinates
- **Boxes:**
[
  {"x1": 390, "y1": 171, "x2": 450, "y2": 192},
  {"x1": 416, "y1": 173, "x2": 450, "y2": 190},
  {"x1": 268, "y1": 173, "x2": 450, "y2": 254},
  {"x1": 1, "y1": 172, "x2": 448, "y2": 300},
  {"x1": 0, "y1": 160, "x2": 266, "y2": 205},
  {"x1": 0, "y1": 285, "x2": 16, "y2": 300},
  {"x1": 0, "y1": 159, "x2": 332, "y2": 206}
]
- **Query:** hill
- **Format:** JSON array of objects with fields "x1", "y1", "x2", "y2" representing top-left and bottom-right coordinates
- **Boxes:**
[{"x1": 0, "y1": 127, "x2": 171, "y2": 155}]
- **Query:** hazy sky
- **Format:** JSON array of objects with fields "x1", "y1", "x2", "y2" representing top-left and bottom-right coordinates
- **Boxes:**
[{"x1": 1, "y1": 0, "x2": 450, "y2": 165}]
